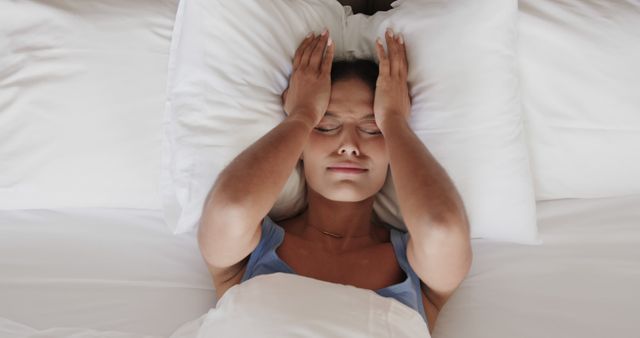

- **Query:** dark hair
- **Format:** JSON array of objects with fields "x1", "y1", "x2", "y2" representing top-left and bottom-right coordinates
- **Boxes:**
[{"x1": 330, "y1": 59, "x2": 378, "y2": 92}]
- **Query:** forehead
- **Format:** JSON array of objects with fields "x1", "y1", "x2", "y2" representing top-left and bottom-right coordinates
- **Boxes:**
[{"x1": 326, "y1": 78, "x2": 374, "y2": 119}]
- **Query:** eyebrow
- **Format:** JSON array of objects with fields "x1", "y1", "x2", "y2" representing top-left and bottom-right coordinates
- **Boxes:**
[{"x1": 325, "y1": 111, "x2": 375, "y2": 119}]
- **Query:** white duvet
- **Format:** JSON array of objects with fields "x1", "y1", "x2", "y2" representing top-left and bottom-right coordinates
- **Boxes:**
[{"x1": 170, "y1": 273, "x2": 431, "y2": 338}]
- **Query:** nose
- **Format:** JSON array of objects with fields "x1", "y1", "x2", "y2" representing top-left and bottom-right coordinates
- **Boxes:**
[{"x1": 338, "y1": 128, "x2": 360, "y2": 156}]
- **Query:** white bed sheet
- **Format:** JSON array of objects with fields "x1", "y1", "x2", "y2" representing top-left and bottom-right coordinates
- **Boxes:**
[
  {"x1": 0, "y1": 208, "x2": 213, "y2": 337},
  {"x1": 1, "y1": 195, "x2": 639, "y2": 337},
  {"x1": 436, "y1": 194, "x2": 640, "y2": 338}
]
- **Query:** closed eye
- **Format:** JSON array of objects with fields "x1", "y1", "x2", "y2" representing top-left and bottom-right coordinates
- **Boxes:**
[
  {"x1": 314, "y1": 127, "x2": 336, "y2": 133},
  {"x1": 314, "y1": 126, "x2": 382, "y2": 135},
  {"x1": 365, "y1": 130, "x2": 383, "y2": 135}
]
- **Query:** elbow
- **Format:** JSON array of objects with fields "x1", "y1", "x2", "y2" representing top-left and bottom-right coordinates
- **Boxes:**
[
  {"x1": 435, "y1": 212, "x2": 471, "y2": 251},
  {"x1": 198, "y1": 201, "x2": 257, "y2": 269},
  {"x1": 437, "y1": 213, "x2": 473, "y2": 270},
  {"x1": 417, "y1": 212, "x2": 473, "y2": 265},
  {"x1": 200, "y1": 198, "x2": 251, "y2": 241},
  {"x1": 419, "y1": 209, "x2": 470, "y2": 240}
]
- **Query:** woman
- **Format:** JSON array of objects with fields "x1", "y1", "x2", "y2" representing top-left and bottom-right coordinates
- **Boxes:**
[{"x1": 198, "y1": 28, "x2": 472, "y2": 335}]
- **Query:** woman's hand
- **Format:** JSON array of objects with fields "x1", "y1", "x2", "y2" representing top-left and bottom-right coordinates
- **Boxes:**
[
  {"x1": 281, "y1": 29, "x2": 335, "y2": 129},
  {"x1": 374, "y1": 28, "x2": 411, "y2": 132}
]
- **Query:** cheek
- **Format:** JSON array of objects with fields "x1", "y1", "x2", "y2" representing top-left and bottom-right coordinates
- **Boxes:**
[
  {"x1": 371, "y1": 138, "x2": 389, "y2": 160},
  {"x1": 306, "y1": 135, "x2": 333, "y2": 155}
]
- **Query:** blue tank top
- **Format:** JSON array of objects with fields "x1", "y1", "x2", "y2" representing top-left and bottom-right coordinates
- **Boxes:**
[{"x1": 240, "y1": 215, "x2": 428, "y2": 325}]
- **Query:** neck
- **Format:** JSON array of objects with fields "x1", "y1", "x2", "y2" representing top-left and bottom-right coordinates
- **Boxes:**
[{"x1": 299, "y1": 188, "x2": 381, "y2": 253}]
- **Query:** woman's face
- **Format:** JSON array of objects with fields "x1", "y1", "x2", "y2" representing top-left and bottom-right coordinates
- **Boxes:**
[{"x1": 301, "y1": 76, "x2": 389, "y2": 202}]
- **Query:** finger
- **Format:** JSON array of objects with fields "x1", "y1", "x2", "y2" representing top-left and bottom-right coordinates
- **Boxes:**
[
  {"x1": 293, "y1": 33, "x2": 316, "y2": 69},
  {"x1": 392, "y1": 34, "x2": 402, "y2": 77},
  {"x1": 397, "y1": 34, "x2": 408, "y2": 77},
  {"x1": 385, "y1": 28, "x2": 400, "y2": 77},
  {"x1": 297, "y1": 33, "x2": 318, "y2": 69},
  {"x1": 320, "y1": 37, "x2": 335, "y2": 74},
  {"x1": 375, "y1": 37, "x2": 389, "y2": 76},
  {"x1": 301, "y1": 34, "x2": 322, "y2": 68},
  {"x1": 309, "y1": 30, "x2": 330, "y2": 71}
]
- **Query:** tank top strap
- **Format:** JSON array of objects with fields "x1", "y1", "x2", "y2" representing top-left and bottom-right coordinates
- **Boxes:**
[
  {"x1": 241, "y1": 215, "x2": 280, "y2": 283},
  {"x1": 388, "y1": 227, "x2": 429, "y2": 323},
  {"x1": 389, "y1": 228, "x2": 412, "y2": 272}
]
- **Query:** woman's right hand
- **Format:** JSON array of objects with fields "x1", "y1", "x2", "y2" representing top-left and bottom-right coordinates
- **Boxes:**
[{"x1": 281, "y1": 29, "x2": 335, "y2": 128}]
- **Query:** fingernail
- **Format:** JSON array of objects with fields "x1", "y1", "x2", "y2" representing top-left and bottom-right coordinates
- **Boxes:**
[
  {"x1": 387, "y1": 28, "x2": 394, "y2": 37},
  {"x1": 376, "y1": 37, "x2": 382, "y2": 45},
  {"x1": 306, "y1": 32, "x2": 313, "y2": 38},
  {"x1": 327, "y1": 37, "x2": 332, "y2": 46},
  {"x1": 398, "y1": 34, "x2": 404, "y2": 44},
  {"x1": 321, "y1": 28, "x2": 328, "y2": 36}
]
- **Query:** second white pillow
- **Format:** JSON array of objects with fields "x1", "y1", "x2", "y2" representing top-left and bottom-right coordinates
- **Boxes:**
[{"x1": 519, "y1": 0, "x2": 640, "y2": 200}]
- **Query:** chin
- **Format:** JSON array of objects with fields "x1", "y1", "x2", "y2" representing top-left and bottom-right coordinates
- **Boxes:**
[{"x1": 321, "y1": 188, "x2": 375, "y2": 203}]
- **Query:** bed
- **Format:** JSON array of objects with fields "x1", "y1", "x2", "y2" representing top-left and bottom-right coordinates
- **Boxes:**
[
  {"x1": 1, "y1": 196, "x2": 639, "y2": 337},
  {"x1": 2, "y1": 0, "x2": 639, "y2": 337}
]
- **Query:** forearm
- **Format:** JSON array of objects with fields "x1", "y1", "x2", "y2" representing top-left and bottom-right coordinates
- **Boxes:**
[
  {"x1": 204, "y1": 115, "x2": 313, "y2": 228},
  {"x1": 380, "y1": 115, "x2": 469, "y2": 236}
]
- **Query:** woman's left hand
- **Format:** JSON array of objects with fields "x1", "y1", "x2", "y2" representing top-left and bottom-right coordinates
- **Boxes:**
[{"x1": 373, "y1": 28, "x2": 411, "y2": 132}]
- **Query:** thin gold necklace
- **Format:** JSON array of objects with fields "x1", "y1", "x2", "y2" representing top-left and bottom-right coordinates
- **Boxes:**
[{"x1": 307, "y1": 224, "x2": 373, "y2": 239}]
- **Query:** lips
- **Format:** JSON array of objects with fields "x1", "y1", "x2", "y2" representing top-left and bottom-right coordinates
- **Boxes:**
[
  {"x1": 328, "y1": 167, "x2": 367, "y2": 174},
  {"x1": 327, "y1": 162, "x2": 367, "y2": 170},
  {"x1": 327, "y1": 162, "x2": 368, "y2": 174}
]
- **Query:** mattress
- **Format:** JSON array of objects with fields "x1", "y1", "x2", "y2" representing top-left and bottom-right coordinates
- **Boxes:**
[
  {"x1": 436, "y1": 194, "x2": 640, "y2": 338},
  {"x1": 1, "y1": 195, "x2": 639, "y2": 337},
  {"x1": 0, "y1": 208, "x2": 213, "y2": 337}
]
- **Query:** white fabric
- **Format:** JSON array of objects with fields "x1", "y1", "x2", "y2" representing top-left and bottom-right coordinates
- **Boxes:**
[
  {"x1": 170, "y1": 273, "x2": 431, "y2": 338},
  {"x1": 0, "y1": 0, "x2": 177, "y2": 210},
  {"x1": 162, "y1": 0, "x2": 349, "y2": 234},
  {"x1": 0, "y1": 208, "x2": 213, "y2": 337},
  {"x1": 163, "y1": 0, "x2": 540, "y2": 244},
  {"x1": 518, "y1": 0, "x2": 640, "y2": 200},
  {"x1": 0, "y1": 317, "x2": 160, "y2": 338},
  {"x1": 344, "y1": 0, "x2": 539, "y2": 244},
  {"x1": 435, "y1": 194, "x2": 640, "y2": 338},
  {"x1": 1, "y1": 196, "x2": 639, "y2": 337}
]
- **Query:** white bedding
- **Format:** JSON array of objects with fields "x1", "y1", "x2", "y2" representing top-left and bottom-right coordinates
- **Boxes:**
[
  {"x1": 0, "y1": 0, "x2": 178, "y2": 211},
  {"x1": 436, "y1": 194, "x2": 640, "y2": 338},
  {"x1": 2, "y1": 0, "x2": 639, "y2": 337},
  {"x1": 1, "y1": 195, "x2": 639, "y2": 337},
  {"x1": 170, "y1": 273, "x2": 430, "y2": 338},
  {"x1": 0, "y1": 208, "x2": 212, "y2": 337}
]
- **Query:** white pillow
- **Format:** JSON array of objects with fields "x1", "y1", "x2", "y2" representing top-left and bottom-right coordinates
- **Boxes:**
[
  {"x1": 162, "y1": 0, "x2": 349, "y2": 233},
  {"x1": 164, "y1": 0, "x2": 541, "y2": 244},
  {"x1": 341, "y1": 0, "x2": 540, "y2": 244},
  {"x1": 518, "y1": 0, "x2": 640, "y2": 200},
  {"x1": 0, "y1": 0, "x2": 176, "y2": 210}
]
